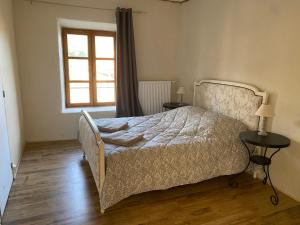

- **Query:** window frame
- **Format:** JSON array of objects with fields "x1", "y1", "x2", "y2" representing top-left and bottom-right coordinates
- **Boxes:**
[{"x1": 62, "y1": 28, "x2": 116, "y2": 108}]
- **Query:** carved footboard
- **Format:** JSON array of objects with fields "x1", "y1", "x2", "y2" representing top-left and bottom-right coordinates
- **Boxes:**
[{"x1": 79, "y1": 111, "x2": 106, "y2": 213}]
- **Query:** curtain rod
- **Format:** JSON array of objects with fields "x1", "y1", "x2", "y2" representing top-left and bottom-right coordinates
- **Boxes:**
[{"x1": 24, "y1": 0, "x2": 147, "y2": 14}]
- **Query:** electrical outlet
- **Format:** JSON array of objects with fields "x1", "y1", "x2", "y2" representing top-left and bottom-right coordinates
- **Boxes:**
[{"x1": 253, "y1": 166, "x2": 264, "y2": 180}]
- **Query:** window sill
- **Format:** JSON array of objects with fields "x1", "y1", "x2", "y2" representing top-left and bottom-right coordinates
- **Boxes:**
[{"x1": 61, "y1": 106, "x2": 116, "y2": 114}]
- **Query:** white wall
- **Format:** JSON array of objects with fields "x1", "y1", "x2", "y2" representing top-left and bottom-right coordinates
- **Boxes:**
[
  {"x1": 178, "y1": 0, "x2": 300, "y2": 201},
  {"x1": 0, "y1": 0, "x2": 25, "y2": 166},
  {"x1": 13, "y1": 0, "x2": 181, "y2": 142},
  {"x1": 9, "y1": 0, "x2": 300, "y2": 204}
]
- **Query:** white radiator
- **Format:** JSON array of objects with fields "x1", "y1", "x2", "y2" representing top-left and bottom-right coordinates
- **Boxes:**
[{"x1": 138, "y1": 81, "x2": 172, "y2": 115}]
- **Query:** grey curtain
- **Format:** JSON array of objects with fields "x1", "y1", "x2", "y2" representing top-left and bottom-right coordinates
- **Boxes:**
[{"x1": 116, "y1": 7, "x2": 143, "y2": 117}]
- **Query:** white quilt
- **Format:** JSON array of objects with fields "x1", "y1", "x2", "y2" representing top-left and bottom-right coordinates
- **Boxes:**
[{"x1": 88, "y1": 106, "x2": 248, "y2": 210}]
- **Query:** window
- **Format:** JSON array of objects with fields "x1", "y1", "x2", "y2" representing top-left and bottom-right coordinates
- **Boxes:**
[{"x1": 62, "y1": 28, "x2": 116, "y2": 108}]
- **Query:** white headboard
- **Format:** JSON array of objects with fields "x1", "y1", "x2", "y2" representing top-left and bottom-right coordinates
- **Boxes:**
[{"x1": 193, "y1": 80, "x2": 268, "y2": 130}]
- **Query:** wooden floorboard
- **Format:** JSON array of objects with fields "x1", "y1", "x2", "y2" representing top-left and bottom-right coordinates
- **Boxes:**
[{"x1": 2, "y1": 142, "x2": 300, "y2": 225}]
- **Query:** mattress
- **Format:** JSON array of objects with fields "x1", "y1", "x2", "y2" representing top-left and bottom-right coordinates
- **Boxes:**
[{"x1": 92, "y1": 106, "x2": 248, "y2": 210}]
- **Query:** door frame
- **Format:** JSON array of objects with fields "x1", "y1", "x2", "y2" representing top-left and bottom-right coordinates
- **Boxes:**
[{"x1": 0, "y1": 77, "x2": 13, "y2": 223}]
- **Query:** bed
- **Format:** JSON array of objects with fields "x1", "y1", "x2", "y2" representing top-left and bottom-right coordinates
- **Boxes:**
[{"x1": 79, "y1": 79, "x2": 268, "y2": 213}]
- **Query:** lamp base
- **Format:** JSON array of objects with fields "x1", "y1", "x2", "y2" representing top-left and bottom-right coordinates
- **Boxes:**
[
  {"x1": 179, "y1": 95, "x2": 183, "y2": 106},
  {"x1": 258, "y1": 130, "x2": 268, "y2": 136}
]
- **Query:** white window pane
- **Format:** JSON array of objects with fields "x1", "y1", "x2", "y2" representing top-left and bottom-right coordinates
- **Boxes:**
[
  {"x1": 70, "y1": 83, "x2": 90, "y2": 103},
  {"x1": 95, "y1": 36, "x2": 114, "y2": 58},
  {"x1": 67, "y1": 34, "x2": 88, "y2": 57},
  {"x1": 96, "y1": 60, "x2": 114, "y2": 81},
  {"x1": 97, "y1": 83, "x2": 115, "y2": 103},
  {"x1": 68, "y1": 59, "x2": 89, "y2": 81}
]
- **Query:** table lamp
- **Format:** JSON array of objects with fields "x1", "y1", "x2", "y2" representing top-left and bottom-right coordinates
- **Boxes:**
[
  {"x1": 255, "y1": 104, "x2": 274, "y2": 136},
  {"x1": 177, "y1": 87, "x2": 185, "y2": 106}
]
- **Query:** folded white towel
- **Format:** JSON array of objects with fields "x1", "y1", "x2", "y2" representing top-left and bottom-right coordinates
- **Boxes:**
[
  {"x1": 101, "y1": 131, "x2": 144, "y2": 147},
  {"x1": 97, "y1": 121, "x2": 128, "y2": 133}
]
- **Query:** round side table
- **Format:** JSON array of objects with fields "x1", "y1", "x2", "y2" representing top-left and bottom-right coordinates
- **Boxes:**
[{"x1": 233, "y1": 131, "x2": 290, "y2": 205}]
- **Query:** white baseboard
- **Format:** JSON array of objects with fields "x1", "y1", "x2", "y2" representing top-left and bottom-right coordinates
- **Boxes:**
[
  {"x1": 11, "y1": 143, "x2": 25, "y2": 181},
  {"x1": 11, "y1": 163, "x2": 18, "y2": 180}
]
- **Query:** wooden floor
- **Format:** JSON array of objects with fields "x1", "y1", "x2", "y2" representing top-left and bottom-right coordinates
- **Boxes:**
[{"x1": 3, "y1": 141, "x2": 300, "y2": 225}]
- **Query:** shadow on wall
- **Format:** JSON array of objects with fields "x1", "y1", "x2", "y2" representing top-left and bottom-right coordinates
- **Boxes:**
[
  {"x1": 265, "y1": 91, "x2": 278, "y2": 132},
  {"x1": 290, "y1": 139, "x2": 300, "y2": 159},
  {"x1": 295, "y1": 120, "x2": 300, "y2": 129},
  {"x1": 292, "y1": 121, "x2": 300, "y2": 159},
  {"x1": 278, "y1": 139, "x2": 300, "y2": 178}
]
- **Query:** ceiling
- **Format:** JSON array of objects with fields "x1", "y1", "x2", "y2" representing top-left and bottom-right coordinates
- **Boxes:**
[{"x1": 161, "y1": 0, "x2": 190, "y2": 4}]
